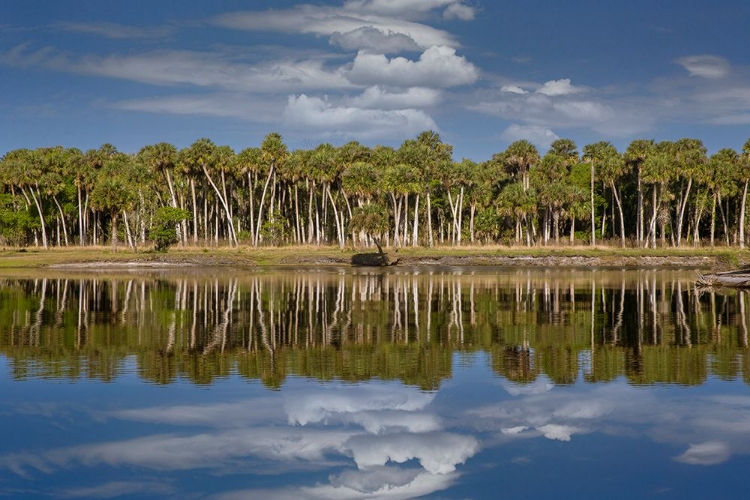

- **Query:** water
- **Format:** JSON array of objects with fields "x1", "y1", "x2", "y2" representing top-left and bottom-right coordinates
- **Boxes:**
[{"x1": 1, "y1": 268, "x2": 749, "y2": 499}]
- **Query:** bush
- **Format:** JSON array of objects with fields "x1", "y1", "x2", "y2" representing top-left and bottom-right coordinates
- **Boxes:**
[{"x1": 151, "y1": 207, "x2": 192, "y2": 252}]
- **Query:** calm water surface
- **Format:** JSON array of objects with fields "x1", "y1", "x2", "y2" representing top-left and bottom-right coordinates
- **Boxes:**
[{"x1": 1, "y1": 268, "x2": 749, "y2": 499}]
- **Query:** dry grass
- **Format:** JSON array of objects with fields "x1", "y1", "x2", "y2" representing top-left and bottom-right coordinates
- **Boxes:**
[{"x1": 0, "y1": 242, "x2": 746, "y2": 269}]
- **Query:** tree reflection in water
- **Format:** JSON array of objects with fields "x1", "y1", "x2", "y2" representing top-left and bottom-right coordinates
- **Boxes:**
[{"x1": 1, "y1": 269, "x2": 749, "y2": 388}]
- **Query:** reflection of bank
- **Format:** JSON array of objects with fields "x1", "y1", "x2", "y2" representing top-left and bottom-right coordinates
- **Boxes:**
[{"x1": 2, "y1": 269, "x2": 750, "y2": 387}]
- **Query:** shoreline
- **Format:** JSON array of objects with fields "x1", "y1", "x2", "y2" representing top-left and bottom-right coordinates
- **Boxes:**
[{"x1": 0, "y1": 245, "x2": 742, "y2": 270}]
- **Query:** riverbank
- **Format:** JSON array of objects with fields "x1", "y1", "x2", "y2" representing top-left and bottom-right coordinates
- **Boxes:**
[{"x1": 0, "y1": 245, "x2": 746, "y2": 270}]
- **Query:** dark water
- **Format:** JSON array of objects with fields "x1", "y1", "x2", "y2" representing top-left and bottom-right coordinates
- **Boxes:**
[{"x1": 1, "y1": 268, "x2": 749, "y2": 499}]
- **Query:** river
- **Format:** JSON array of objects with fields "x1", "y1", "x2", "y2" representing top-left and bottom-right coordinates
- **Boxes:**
[{"x1": 1, "y1": 268, "x2": 748, "y2": 499}]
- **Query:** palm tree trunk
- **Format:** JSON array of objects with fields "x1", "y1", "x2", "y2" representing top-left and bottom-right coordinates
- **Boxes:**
[
  {"x1": 77, "y1": 185, "x2": 85, "y2": 246},
  {"x1": 711, "y1": 192, "x2": 717, "y2": 246},
  {"x1": 190, "y1": 179, "x2": 198, "y2": 243},
  {"x1": 637, "y1": 168, "x2": 643, "y2": 246},
  {"x1": 740, "y1": 181, "x2": 748, "y2": 249},
  {"x1": 590, "y1": 161, "x2": 596, "y2": 246},
  {"x1": 202, "y1": 166, "x2": 237, "y2": 246},
  {"x1": 52, "y1": 195, "x2": 69, "y2": 246},
  {"x1": 412, "y1": 194, "x2": 420, "y2": 246},
  {"x1": 427, "y1": 191, "x2": 433, "y2": 247},
  {"x1": 676, "y1": 178, "x2": 692, "y2": 247},
  {"x1": 610, "y1": 181, "x2": 626, "y2": 247},
  {"x1": 28, "y1": 186, "x2": 48, "y2": 249},
  {"x1": 253, "y1": 165, "x2": 275, "y2": 247},
  {"x1": 325, "y1": 184, "x2": 344, "y2": 249}
]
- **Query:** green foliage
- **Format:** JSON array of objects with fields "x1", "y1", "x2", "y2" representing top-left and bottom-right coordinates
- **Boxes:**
[
  {"x1": 259, "y1": 218, "x2": 290, "y2": 246},
  {"x1": 0, "y1": 194, "x2": 37, "y2": 246},
  {"x1": 151, "y1": 207, "x2": 192, "y2": 252}
]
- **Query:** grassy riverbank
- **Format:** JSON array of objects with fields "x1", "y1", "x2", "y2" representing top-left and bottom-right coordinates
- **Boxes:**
[{"x1": 0, "y1": 244, "x2": 747, "y2": 269}]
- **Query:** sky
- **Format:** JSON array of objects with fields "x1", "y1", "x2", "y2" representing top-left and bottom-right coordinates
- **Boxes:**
[{"x1": 1, "y1": 0, "x2": 749, "y2": 161}]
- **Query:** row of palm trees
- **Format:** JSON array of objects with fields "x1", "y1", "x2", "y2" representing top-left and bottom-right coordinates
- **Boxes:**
[{"x1": 1, "y1": 131, "x2": 749, "y2": 249}]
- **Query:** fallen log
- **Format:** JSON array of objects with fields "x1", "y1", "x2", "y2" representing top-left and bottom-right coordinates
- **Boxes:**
[{"x1": 696, "y1": 269, "x2": 750, "y2": 288}]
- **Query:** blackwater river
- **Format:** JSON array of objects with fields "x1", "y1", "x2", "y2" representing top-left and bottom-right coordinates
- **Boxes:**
[{"x1": 1, "y1": 268, "x2": 749, "y2": 499}]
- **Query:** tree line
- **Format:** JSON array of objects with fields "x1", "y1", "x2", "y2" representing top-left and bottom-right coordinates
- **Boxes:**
[{"x1": 1, "y1": 131, "x2": 749, "y2": 249}]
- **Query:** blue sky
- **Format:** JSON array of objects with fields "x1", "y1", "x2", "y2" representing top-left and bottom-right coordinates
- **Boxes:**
[{"x1": 1, "y1": 0, "x2": 749, "y2": 161}]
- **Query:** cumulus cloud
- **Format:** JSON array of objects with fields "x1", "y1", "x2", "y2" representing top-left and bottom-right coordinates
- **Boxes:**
[
  {"x1": 676, "y1": 55, "x2": 731, "y2": 79},
  {"x1": 536, "y1": 78, "x2": 586, "y2": 96},
  {"x1": 443, "y1": 3, "x2": 477, "y2": 20},
  {"x1": 329, "y1": 26, "x2": 421, "y2": 53},
  {"x1": 501, "y1": 85, "x2": 529, "y2": 94},
  {"x1": 285, "y1": 385, "x2": 438, "y2": 430},
  {"x1": 283, "y1": 94, "x2": 437, "y2": 139},
  {"x1": 501, "y1": 124, "x2": 559, "y2": 149},
  {"x1": 347, "y1": 45, "x2": 479, "y2": 88},
  {"x1": 346, "y1": 432, "x2": 480, "y2": 474},
  {"x1": 345, "y1": 86, "x2": 442, "y2": 109},
  {"x1": 675, "y1": 441, "x2": 731, "y2": 465},
  {"x1": 536, "y1": 424, "x2": 586, "y2": 442}
]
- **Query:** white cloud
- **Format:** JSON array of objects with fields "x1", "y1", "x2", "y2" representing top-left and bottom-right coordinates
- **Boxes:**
[
  {"x1": 501, "y1": 124, "x2": 559, "y2": 149},
  {"x1": 536, "y1": 424, "x2": 586, "y2": 442},
  {"x1": 536, "y1": 78, "x2": 586, "y2": 96},
  {"x1": 675, "y1": 441, "x2": 731, "y2": 465},
  {"x1": 344, "y1": 0, "x2": 468, "y2": 19},
  {"x1": 345, "y1": 86, "x2": 442, "y2": 109},
  {"x1": 212, "y1": 5, "x2": 458, "y2": 50},
  {"x1": 0, "y1": 428, "x2": 356, "y2": 475},
  {"x1": 443, "y1": 3, "x2": 477, "y2": 21},
  {"x1": 214, "y1": 468, "x2": 458, "y2": 500},
  {"x1": 347, "y1": 45, "x2": 479, "y2": 88},
  {"x1": 283, "y1": 94, "x2": 437, "y2": 139},
  {"x1": 501, "y1": 85, "x2": 529, "y2": 95},
  {"x1": 329, "y1": 27, "x2": 421, "y2": 53},
  {"x1": 676, "y1": 55, "x2": 730, "y2": 79},
  {"x1": 0, "y1": 46, "x2": 352, "y2": 93},
  {"x1": 285, "y1": 385, "x2": 436, "y2": 426},
  {"x1": 346, "y1": 432, "x2": 480, "y2": 474},
  {"x1": 472, "y1": 81, "x2": 650, "y2": 138},
  {"x1": 110, "y1": 93, "x2": 282, "y2": 123}
]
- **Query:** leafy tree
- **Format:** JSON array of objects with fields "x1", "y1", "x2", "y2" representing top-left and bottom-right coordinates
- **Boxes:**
[
  {"x1": 151, "y1": 207, "x2": 192, "y2": 252},
  {"x1": 349, "y1": 203, "x2": 390, "y2": 264}
]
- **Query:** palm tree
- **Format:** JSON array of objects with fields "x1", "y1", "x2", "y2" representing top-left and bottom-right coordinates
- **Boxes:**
[
  {"x1": 672, "y1": 139, "x2": 706, "y2": 247},
  {"x1": 414, "y1": 131, "x2": 453, "y2": 247},
  {"x1": 182, "y1": 138, "x2": 237, "y2": 246},
  {"x1": 590, "y1": 143, "x2": 627, "y2": 247},
  {"x1": 624, "y1": 139, "x2": 655, "y2": 246},
  {"x1": 707, "y1": 149, "x2": 740, "y2": 246},
  {"x1": 256, "y1": 133, "x2": 288, "y2": 247},
  {"x1": 503, "y1": 140, "x2": 539, "y2": 192}
]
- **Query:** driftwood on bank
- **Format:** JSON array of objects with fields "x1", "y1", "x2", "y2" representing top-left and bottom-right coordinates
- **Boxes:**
[
  {"x1": 351, "y1": 252, "x2": 400, "y2": 267},
  {"x1": 696, "y1": 269, "x2": 750, "y2": 288}
]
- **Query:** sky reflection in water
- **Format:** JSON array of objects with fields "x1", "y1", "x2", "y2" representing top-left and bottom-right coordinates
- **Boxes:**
[{"x1": 1, "y1": 269, "x2": 750, "y2": 499}]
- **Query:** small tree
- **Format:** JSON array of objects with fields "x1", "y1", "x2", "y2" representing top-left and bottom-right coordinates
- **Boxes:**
[
  {"x1": 151, "y1": 207, "x2": 192, "y2": 252},
  {"x1": 348, "y1": 203, "x2": 390, "y2": 265}
]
